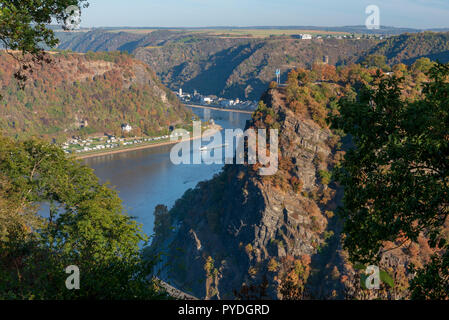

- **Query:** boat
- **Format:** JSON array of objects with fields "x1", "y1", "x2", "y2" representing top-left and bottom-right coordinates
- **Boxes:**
[{"x1": 199, "y1": 143, "x2": 229, "y2": 152}]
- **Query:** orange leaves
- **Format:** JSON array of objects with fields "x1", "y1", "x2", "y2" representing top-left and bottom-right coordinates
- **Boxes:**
[{"x1": 312, "y1": 63, "x2": 338, "y2": 82}]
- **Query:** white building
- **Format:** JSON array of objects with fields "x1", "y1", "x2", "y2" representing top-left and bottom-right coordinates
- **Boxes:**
[
  {"x1": 299, "y1": 34, "x2": 312, "y2": 40},
  {"x1": 202, "y1": 97, "x2": 213, "y2": 104},
  {"x1": 121, "y1": 124, "x2": 132, "y2": 133}
]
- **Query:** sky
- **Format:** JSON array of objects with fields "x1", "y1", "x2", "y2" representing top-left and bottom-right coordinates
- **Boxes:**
[{"x1": 78, "y1": 0, "x2": 449, "y2": 29}]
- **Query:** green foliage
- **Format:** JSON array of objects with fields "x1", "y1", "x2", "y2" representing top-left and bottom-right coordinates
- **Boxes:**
[
  {"x1": 331, "y1": 63, "x2": 449, "y2": 298},
  {"x1": 411, "y1": 58, "x2": 435, "y2": 74},
  {"x1": 379, "y1": 270, "x2": 394, "y2": 288},
  {"x1": 0, "y1": 136, "x2": 168, "y2": 299},
  {"x1": 367, "y1": 32, "x2": 449, "y2": 65},
  {"x1": 0, "y1": 0, "x2": 89, "y2": 92},
  {"x1": 318, "y1": 170, "x2": 332, "y2": 185},
  {"x1": 153, "y1": 205, "x2": 172, "y2": 238},
  {"x1": 361, "y1": 55, "x2": 390, "y2": 71},
  {"x1": 0, "y1": 0, "x2": 88, "y2": 54},
  {"x1": 252, "y1": 101, "x2": 279, "y2": 129},
  {"x1": 409, "y1": 250, "x2": 449, "y2": 299}
]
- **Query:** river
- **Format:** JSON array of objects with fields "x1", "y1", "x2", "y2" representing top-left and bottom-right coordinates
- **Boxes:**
[{"x1": 83, "y1": 107, "x2": 251, "y2": 236}]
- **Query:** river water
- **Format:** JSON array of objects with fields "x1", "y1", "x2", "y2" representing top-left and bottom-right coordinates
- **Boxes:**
[{"x1": 83, "y1": 107, "x2": 251, "y2": 236}]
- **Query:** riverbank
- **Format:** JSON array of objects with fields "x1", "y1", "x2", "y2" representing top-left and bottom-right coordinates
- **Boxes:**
[
  {"x1": 186, "y1": 104, "x2": 254, "y2": 114},
  {"x1": 76, "y1": 124, "x2": 223, "y2": 160}
]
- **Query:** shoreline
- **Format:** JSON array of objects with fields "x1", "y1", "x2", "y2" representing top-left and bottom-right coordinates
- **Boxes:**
[
  {"x1": 186, "y1": 104, "x2": 254, "y2": 114},
  {"x1": 76, "y1": 125, "x2": 223, "y2": 160}
]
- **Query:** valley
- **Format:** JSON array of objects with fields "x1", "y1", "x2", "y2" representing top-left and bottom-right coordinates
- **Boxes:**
[{"x1": 1, "y1": 2, "x2": 448, "y2": 301}]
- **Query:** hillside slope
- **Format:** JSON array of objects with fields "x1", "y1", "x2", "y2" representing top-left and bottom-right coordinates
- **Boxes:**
[
  {"x1": 56, "y1": 30, "x2": 378, "y2": 100},
  {"x1": 57, "y1": 30, "x2": 449, "y2": 102},
  {"x1": 360, "y1": 32, "x2": 449, "y2": 65},
  {"x1": 135, "y1": 38, "x2": 376, "y2": 100},
  {"x1": 0, "y1": 51, "x2": 192, "y2": 141},
  {"x1": 149, "y1": 63, "x2": 439, "y2": 300}
]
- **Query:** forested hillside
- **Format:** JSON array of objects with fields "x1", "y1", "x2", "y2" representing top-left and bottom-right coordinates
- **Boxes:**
[
  {"x1": 57, "y1": 30, "x2": 449, "y2": 102},
  {"x1": 360, "y1": 32, "x2": 449, "y2": 65},
  {"x1": 135, "y1": 38, "x2": 377, "y2": 100},
  {"x1": 0, "y1": 51, "x2": 191, "y2": 141},
  {"x1": 56, "y1": 29, "x2": 378, "y2": 100}
]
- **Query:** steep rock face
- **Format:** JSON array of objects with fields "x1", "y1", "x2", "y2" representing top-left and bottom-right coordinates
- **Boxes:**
[
  {"x1": 150, "y1": 88, "x2": 342, "y2": 299},
  {"x1": 150, "y1": 84, "x2": 434, "y2": 300}
]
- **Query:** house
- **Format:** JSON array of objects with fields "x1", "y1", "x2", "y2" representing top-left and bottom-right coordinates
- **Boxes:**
[
  {"x1": 121, "y1": 124, "x2": 132, "y2": 133},
  {"x1": 202, "y1": 97, "x2": 213, "y2": 104},
  {"x1": 299, "y1": 34, "x2": 312, "y2": 40}
]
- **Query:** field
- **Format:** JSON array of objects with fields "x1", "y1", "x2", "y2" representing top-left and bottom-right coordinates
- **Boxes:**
[{"x1": 107, "y1": 28, "x2": 350, "y2": 38}]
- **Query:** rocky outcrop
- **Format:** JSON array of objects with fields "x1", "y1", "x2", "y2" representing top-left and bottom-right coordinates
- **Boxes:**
[
  {"x1": 149, "y1": 82, "x2": 434, "y2": 299},
  {"x1": 150, "y1": 87, "x2": 346, "y2": 299}
]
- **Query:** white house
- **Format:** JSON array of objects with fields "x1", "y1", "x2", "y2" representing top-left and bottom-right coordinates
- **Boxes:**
[
  {"x1": 299, "y1": 34, "x2": 312, "y2": 40},
  {"x1": 121, "y1": 124, "x2": 132, "y2": 133},
  {"x1": 202, "y1": 97, "x2": 213, "y2": 104}
]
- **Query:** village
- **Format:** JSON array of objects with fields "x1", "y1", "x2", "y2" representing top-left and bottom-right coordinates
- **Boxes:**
[
  {"x1": 62, "y1": 123, "x2": 198, "y2": 156},
  {"x1": 176, "y1": 88, "x2": 258, "y2": 112},
  {"x1": 292, "y1": 33, "x2": 389, "y2": 40}
]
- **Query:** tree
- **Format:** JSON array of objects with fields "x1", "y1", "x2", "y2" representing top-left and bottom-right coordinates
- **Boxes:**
[
  {"x1": 361, "y1": 55, "x2": 390, "y2": 72},
  {"x1": 0, "y1": 0, "x2": 88, "y2": 89},
  {"x1": 331, "y1": 64, "x2": 449, "y2": 299},
  {"x1": 411, "y1": 57, "x2": 435, "y2": 75},
  {"x1": 0, "y1": 136, "x2": 168, "y2": 299},
  {"x1": 153, "y1": 204, "x2": 171, "y2": 238}
]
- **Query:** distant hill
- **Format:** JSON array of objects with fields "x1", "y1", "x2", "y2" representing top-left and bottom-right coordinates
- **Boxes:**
[
  {"x1": 56, "y1": 29, "x2": 449, "y2": 100},
  {"x1": 57, "y1": 30, "x2": 378, "y2": 100},
  {"x1": 0, "y1": 51, "x2": 191, "y2": 141},
  {"x1": 235, "y1": 25, "x2": 420, "y2": 35},
  {"x1": 134, "y1": 37, "x2": 377, "y2": 100},
  {"x1": 359, "y1": 31, "x2": 449, "y2": 65}
]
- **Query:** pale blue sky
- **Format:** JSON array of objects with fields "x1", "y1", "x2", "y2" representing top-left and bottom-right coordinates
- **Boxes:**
[{"x1": 79, "y1": 0, "x2": 449, "y2": 29}]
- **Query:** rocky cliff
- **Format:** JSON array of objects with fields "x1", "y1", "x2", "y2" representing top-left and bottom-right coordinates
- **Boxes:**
[
  {"x1": 149, "y1": 85, "x2": 347, "y2": 299},
  {"x1": 150, "y1": 73, "x2": 437, "y2": 299}
]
